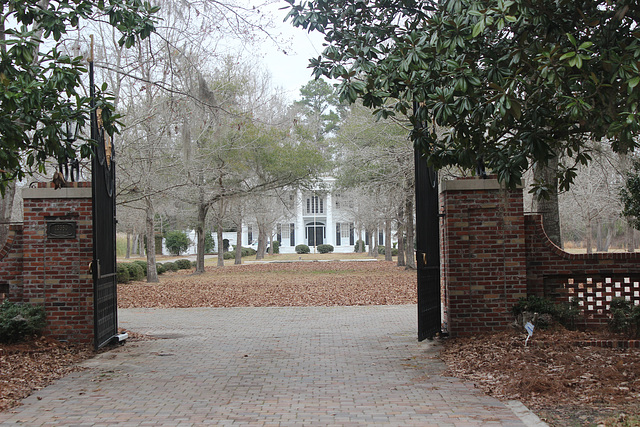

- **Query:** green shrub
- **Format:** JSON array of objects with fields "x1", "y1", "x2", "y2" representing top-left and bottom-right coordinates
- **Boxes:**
[
  {"x1": 175, "y1": 259, "x2": 192, "y2": 270},
  {"x1": 609, "y1": 298, "x2": 640, "y2": 337},
  {"x1": 123, "y1": 263, "x2": 145, "y2": 281},
  {"x1": 191, "y1": 260, "x2": 198, "y2": 268},
  {"x1": 223, "y1": 239, "x2": 230, "y2": 252},
  {"x1": 512, "y1": 295, "x2": 578, "y2": 329},
  {"x1": 317, "y1": 244, "x2": 334, "y2": 254},
  {"x1": 164, "y1": 231, "x2": 191, "y2": 256},
  {"x1": 156, "y1": 263, "x2": 166, "y2": 275},
  {"x1": 354, "y1": 240, "x2": 365, "y2": 252},
  {"x1": 0, "y1": 301, "x2": 47, "y2": 343},
  {"x1": 132, "y1": 260, "x2": 148, "y2": 275},
  {"x1": 223, "y1": 251, "x2": 234, "y2": 259},
  {"x1": 272, "y1": 240, "x2": 280, "y2": 254},
  {"x1": 512, "y1": 295, "x2": 556, "y2": 317},
  {"x1": 163, "y1": 262, "x2": 179, "y2": 272},
  {"x1": 295, "y1": 244, "x2": 310, "y2": 254},
  {"x1": 117, "y1": 264, "x2": 130, "y2": 283},
  {"x1": 378, "y1": 247, "x2": 399, "y2": 256},
  {"x1": 241, "y1": 247, "x2": 257, "y2": 257},
  {"x1": 204, "y1": 233, "x2": 215, "y2": 253}
]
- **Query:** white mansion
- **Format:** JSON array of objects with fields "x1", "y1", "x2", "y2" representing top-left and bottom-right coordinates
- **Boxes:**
[{"x1": 242, "y1": 177, "x2": 392, "y2": 254}]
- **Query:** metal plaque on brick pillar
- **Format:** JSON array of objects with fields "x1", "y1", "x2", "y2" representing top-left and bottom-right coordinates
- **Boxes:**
[{"x1": 90, "y1": 50, "x2": 118, "y2": 350}]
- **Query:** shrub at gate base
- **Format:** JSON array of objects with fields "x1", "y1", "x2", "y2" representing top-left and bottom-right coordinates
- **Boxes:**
[
  {"x1": 0, "y1": 301, "x2": 46, "y2": 343},
  {"x1": 609, "y1": 298, "x2": 640, "y2": 338},
  {"x1": 512, "y1": 295, "x2": 579, "y2": 330}
]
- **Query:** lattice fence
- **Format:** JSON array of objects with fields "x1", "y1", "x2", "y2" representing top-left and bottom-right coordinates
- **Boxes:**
[{"x1": 544, "y1": 275, "x2": 640, "y2": 327}]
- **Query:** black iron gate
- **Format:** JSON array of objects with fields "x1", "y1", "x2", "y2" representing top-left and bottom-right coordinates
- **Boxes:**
[
  {"x1": 90, "y1": 55, "x2": 118, "y2": 350},
  {"x1": 414, "y1": 136, "x2": 441, "y2": 341}
]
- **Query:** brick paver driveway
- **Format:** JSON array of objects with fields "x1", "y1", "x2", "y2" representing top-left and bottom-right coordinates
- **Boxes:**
[{"x1": 0, "y1": 305, "x2": 545, "y2": 426}]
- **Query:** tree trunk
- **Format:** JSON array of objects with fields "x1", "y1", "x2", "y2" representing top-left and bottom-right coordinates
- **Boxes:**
[
  {"x1": 145, "y1": 198, "x2": 158, "y2": 283},
  {"x1": 195, "y1": 203, "x2": 208, "y2": 273},
  {"x1": 534, "y1": 157, "x2": 562, "y2": 247},
  {"x1": 132, "y1": 234, "x2": 138, "y2": 256},
  {"x1": 595, "y1": 219, "x2": 612, "y2": 252},
  {"x1": 627, "y1": 222, "x2": 635, "y2": 252},
  {"x1": 235, "y1": 227, "x2": 242, "y2": 264},
  {"x1": 397, "y1": 205, "x2": 406, "y2": 267},
  {"x1": 217, "y1": 225, "x2": 224, "y2": 267},
  {"x1": 397, "y1": 231, "x2": 406, "y2": 266},
  {"x1": 0, "y1": 181, "x2": 16, "y2": 248},
  {"x1": 385, "y1": 220, "x2": 392, "y2": 261},
  {"x1": 586, "y1": 216, "x2": 593, "y2": 254},
  {"x1": 126, "y1": 231, "x2": 131, "y2": 259},
  {"x1": 605, "y1": 227, "x2": 613, "y2": 252},
  {"x1": 405, "y1": 195, "x2": 416, "y2": 269},
  {"x1": 140, "y1": 233, "x2": 146, "y2": 257},
  {"x1": 374, "y1": 227, "x2": 380, "y2": 258},
  {"x1": 256, "y1": 227, "x2": 268, "y2": 260}
]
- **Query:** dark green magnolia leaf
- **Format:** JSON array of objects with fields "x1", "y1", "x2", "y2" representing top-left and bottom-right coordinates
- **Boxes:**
[{"x1": 285, "y1": 0, "x2": 640, "y2": 192}]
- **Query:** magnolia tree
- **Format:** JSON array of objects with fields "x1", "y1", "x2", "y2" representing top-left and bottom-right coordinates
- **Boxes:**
[
  {"x1": 0, "y1": 0, "x2": 158, "y2": 189},
  {"x1": 286, "y1": 0, "x2": 640, "y2": 245}
]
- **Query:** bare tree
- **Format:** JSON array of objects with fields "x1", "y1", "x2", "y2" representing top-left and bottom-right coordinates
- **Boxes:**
[{"x1": 559, "y1": 143, "x2": 626, "y2": 253}]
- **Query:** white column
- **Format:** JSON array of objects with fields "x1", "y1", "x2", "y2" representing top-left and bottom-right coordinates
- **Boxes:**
[
  {"x1": 326, "y1": 192, "x2": 333, "y2": 246},
  {"x1": 296, "y1": 189, "x2": 305, "y2": 246}
]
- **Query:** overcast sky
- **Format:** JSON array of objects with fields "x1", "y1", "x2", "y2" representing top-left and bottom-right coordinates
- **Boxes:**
[{"x1": 256, "y1": 1, "x2": 326, "y2": 101}]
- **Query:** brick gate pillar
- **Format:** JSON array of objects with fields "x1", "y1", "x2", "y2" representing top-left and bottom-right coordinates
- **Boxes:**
[
  {"x1": 441, "y1": 178, "x2": 527, "y2": 336},
  {"x1": 21, "y1": 183, "x2": 94, "y2": 344}
]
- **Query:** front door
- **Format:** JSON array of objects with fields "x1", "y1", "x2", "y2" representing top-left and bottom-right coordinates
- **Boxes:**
[{"x1": 307, "y1": 222, "x2": 324, "y2": 246}]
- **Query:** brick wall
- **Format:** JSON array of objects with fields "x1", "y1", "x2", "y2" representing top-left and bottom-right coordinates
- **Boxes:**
[
  {"x1": 441, "y1": 179, "x2": 527, "y2": 336},
  {"x1": 441, "y1": 177, "x2": 640, "y2": 335},
  {"x1": 19, "y1": 182, "x2": 94, "y2": 344},
  {"x1": 525, "y1": 214, "x2": 640, "y2": 328}
]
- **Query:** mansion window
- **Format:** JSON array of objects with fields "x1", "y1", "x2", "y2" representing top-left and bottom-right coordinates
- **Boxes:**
[
  {"x1": 306, "y1": 195, "x2": 324, "y2": 214},
  {"x1": 341, "y1": 223, "x2": 350, "y2": 239}
]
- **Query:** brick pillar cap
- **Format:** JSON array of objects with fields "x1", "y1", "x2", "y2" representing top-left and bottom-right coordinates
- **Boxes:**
[{"x1": 441, "y1": 178, "x2": 522, "y2": 192}]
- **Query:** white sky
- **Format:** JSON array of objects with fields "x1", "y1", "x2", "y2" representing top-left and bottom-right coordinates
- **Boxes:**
[{"x1": 254, "y1": 1, "x2": 326, "y2": 101}]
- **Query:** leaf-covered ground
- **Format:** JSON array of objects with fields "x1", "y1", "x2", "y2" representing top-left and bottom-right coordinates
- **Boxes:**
[
  {"x1": 0, "y1": 337, "x2": 93, "y2": 412},
  {"x1": 440, "y1": 328, "x2": 640, "y2": 426},
  {"x1": 118, "y1": 261, "x2": 417, "y2": 308}
]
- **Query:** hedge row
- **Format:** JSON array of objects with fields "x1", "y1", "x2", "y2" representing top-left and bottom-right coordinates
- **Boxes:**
[
  {"x1": 222, "y1": 247, "x2": 258, "y2": 259},
  {"x1": 117, "y1": 259, "x2": 195, "y2": 283}
]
